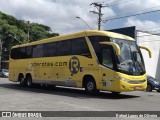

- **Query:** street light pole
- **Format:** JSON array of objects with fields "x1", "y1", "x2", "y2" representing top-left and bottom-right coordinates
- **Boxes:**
[
  {"x1": 76, "y1": 16, "x2": 93, "y2": 30},
  {"x1": 27, "y1": 21, "x2": 30, "y2": 43}
]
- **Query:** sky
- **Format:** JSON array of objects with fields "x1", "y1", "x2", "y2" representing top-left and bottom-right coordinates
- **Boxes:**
[{"x1": 0, "y1": 0, "x2": 160, "y2": 35}]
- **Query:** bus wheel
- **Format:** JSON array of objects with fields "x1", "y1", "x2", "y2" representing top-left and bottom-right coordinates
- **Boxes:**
[
  {"x1": 19, "y1": 74, "x2": 26, "y2": 87},
  {"x1": 26, "y1": 75, "x2": 33, "y2": 87},
  {"x1": 84, "y1": 78, "x2": 98, "y2": 95}
]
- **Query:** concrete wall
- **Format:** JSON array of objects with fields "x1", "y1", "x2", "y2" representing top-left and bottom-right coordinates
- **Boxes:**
[{"x1": 137, "y1": 31, "x2": 160, "y2": 81}]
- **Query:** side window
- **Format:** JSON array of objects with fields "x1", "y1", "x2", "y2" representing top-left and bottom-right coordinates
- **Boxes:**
[
  {"x1": 26, "y1": 46, "x2": 32, "y2": 58},
  {"x1": 11, "y1": 48, "x2": 19, "y2": 59},
  {"x1": 10, "y1": 49, "x2": 15, "y2": 59},
  {"x1": 32, "y1": 44, "x2": 44, "y2": 58},
  {"x1": 72, "y1": 38, "x2": 91, "y2": 57},
  {"x1": 44, "y1": 42, "x2": 57, "y2": 57},
  {"x1": 20, "y1": 47, "x2": 26, "y2": 59},
  {"x1": 11, "y1": 47, "x2": 25, "y2": 59},
  {"x1": 102, "y1": 49, "x2": 113, "y2": 69},
  {"x1": 89, "y1": 36, "x2": 110, "y2": 61},
  {"x1": 57, "y1": 40, "x2": 71, "y2": 56},
  {"x1": 89, "y1": 36, "x2": 110, "y2": 52}
]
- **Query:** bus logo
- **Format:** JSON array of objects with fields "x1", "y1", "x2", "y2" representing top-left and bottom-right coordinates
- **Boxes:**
[{"x1": 69, "y1": 56, "x2": 80, "y2": 74}]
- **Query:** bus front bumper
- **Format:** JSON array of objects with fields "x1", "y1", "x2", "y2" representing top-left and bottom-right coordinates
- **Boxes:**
[{"x1": 119, "y1": 80, "x2": 147, "y2": 92}]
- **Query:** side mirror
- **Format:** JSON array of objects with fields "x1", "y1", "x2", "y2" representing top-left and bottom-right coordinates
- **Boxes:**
[
  {"x1": 139, "y1": 46, "x2": 152, "y2": 58},
  {"x1": 99, "y1": 42, "x2": 120, "y2": 56}
]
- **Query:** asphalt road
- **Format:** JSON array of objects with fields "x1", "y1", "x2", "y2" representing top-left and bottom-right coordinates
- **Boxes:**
[{"x1": 0, "y1": 78, "x2": 160, "y2": 120}]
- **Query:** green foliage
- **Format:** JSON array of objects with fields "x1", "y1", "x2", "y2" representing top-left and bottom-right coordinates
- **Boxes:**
[
  {"x1": 0, "y1": 11, "x2": 59, "y2": 61},
  {"x1": 30, "y1": 23, "x2": 49, "y2": 41}
]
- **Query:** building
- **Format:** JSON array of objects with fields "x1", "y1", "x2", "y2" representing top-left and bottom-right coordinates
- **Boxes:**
[{"x1": 108, "y1": 26, "x2": 160, "y2": 81}]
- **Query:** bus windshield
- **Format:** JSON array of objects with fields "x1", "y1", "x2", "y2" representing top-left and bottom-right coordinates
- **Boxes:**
[{"x1": 111, "y1": 38, "x2": 145, "y2": 75}]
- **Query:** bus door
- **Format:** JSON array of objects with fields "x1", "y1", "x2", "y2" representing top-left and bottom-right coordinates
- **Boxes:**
[{"x1": 101, "y1": 46, "x2": 116, "y2": 91}]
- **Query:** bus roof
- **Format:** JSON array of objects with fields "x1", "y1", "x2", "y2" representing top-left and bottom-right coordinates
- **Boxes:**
[{"x1": 12, "y1": 30, "x2": 135, "y2": 48}]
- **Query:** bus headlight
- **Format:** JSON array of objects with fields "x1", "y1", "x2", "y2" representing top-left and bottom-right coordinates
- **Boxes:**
[
  {"x1": 115, "y1": 75, "x2": 129, "y2": 82},
  {"x1": 115, "y1": 75, "x2": 146, "y2": 84},
  {"x1": 121, "y1": 77, "x2": 129, "y2": 82}
]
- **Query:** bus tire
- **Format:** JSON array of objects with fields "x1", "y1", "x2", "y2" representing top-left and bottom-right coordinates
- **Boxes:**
[
  {"x1": 26, "y1": 74, "x2": 33, "y2": 87},
  {"x1": 84, "y1": 77, "x2": 98, "y2": 95},
  {"x1": 19, "y1": 74, "x2": 26, "y2": 87}
]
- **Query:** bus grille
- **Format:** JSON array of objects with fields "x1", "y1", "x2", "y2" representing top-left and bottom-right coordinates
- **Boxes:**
[{"x1": 128, "y1": 80, "x2": 146, "y2": 84}]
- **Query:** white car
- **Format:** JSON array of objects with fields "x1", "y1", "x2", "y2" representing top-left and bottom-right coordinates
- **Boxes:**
[{"x1": 0, "y1": 69, "x2": 9, "y2": 78}]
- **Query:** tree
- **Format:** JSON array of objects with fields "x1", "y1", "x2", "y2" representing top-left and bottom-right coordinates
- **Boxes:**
[{"x1": 0, "y1": 11, "x2": 59, "y2": 61}]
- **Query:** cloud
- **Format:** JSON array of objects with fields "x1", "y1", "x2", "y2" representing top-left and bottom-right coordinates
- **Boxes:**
[
  {"x1": 0, "y1": 0, "x2": 115, "y2": 34},
  {"x1": 124, "y1": 17, "x2": 160, "y2": 32},
  {"x1": 118, "y1": 0, "x2": 160, "y2": 13}
]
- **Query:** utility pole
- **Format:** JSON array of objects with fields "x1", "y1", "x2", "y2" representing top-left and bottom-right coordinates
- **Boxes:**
[{"x1": 90, "y1": 2, "x2": 106, "y2": 30}]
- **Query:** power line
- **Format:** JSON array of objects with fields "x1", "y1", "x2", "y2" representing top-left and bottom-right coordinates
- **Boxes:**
[
  {"x1": 109, "y1": 5, "x2": 160, "y2": 20},
  {"x1": 103, "y1": 9, "x2": 160, "y2": 22},
  {"x1": 107, "y1": 0, "x2": 134, "y2": 7}
]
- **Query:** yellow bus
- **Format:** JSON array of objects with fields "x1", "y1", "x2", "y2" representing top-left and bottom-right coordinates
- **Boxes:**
[{"x1": 9, "y1": 30, "x2": 152, "y2": 94}]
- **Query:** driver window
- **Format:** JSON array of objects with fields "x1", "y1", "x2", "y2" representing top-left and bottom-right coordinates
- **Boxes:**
[{"x1": 102, "y1": 49, "x2": 113, "y2": 69}]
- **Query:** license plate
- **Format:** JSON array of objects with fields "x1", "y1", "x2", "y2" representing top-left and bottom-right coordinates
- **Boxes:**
[{"x1": 134, "y1": 86, "x2": 141, "y2": 90}]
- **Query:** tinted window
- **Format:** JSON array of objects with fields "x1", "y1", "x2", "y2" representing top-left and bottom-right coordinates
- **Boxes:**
[
  {"x1": 72, "y1": 38, "x2": 91, "y2": 57},
  {"x1": 26, "y1": 46, "x2": 32, "y2": 58},
  {"x1": 20, "y1": 47, "x2": 26, "y2": 58},
  {"x1": 89, "y1": 36, "x2": 110, "y2": 61},
  {"x1": 89, "y1": 36, "x2": 110, "y2": 52},
  {"x1": 102, "y1": 49, "x2": 113, "y2": 69},
  {"x1": 11, "y1": 37, "x2": 92, "y2": 59},
  {"x1": 44, "y1": 42, "x2": 57, "y2": 57},
  {"x1": 11, "y1": 47, "x2": 24, "y2": 59},
  {"x1": 57, "y1": 40, "x2": 71, "y2": 56},
  {"x1": 11, "y1": 48, "x2": 18, "y2": 59},
  {"x1": 32, "y1": 44, "x2": 44, "y2": 58}
]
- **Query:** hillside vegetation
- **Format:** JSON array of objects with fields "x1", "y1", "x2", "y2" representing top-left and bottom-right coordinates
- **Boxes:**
[{"x1": 0, "y1": 11, "x2": 59, "y2": 60}]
